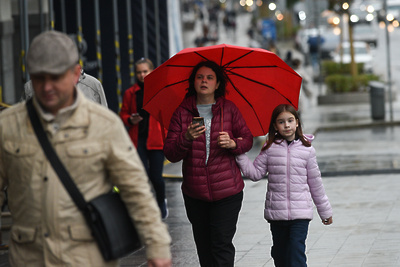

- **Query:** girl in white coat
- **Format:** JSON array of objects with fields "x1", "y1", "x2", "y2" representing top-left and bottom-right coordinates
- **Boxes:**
[{"x1": 236, "y1": 104, "x2": 333, "y2": 267}]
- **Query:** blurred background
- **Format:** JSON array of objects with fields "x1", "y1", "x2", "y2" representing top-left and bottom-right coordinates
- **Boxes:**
[{"x1": 0, "y1": 0, "x2": 398, "y2": 114}]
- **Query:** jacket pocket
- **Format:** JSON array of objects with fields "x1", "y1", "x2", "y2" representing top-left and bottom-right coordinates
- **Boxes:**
[
  {"x1": 3, "y1": 141, "x2": 39, "y2": 181},
  {"x1": 68, "y1": 225, "x2": 94, "y2": 242},
  {"x1": 4, "y1": 141, "x2": 37, "y2": 157},
  {"x1": 66, "y1": 143, "x2": 102, "y2": 158},
  {"x1": 65, "y1": 142, "x2": 105, "y2": 182},
  {"x1": 11, "y1": 225, "x2": 37, "y2": 244}
]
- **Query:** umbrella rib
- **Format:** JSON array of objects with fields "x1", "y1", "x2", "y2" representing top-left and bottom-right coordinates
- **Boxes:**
[
  {"x1": 225, "y1": 75, "x2": 268, "y2": 135},
  {"x1": 222, "y1": 50, "x2": 254, "y2": 68},
  {"x1": 143, "y1": 79, "x2": 188, "y2": 108},
  {"x1": 225, "y1": 69, "x2": 297, "y2": 107}
]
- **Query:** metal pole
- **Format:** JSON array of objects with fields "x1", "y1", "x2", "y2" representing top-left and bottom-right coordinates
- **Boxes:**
[
  {"x1": 94, "y1": 0, "x2": 103, "y2": 83},
  {"x1": 154, "y1": 0, "x2": 161, "y2": 66},
  {"x1": 113, "y1": 0, "x2": 122, "y2": 109},
  {"x1": 313, "y1": 0, "x2": 322, "y2": 95},
  {"x1": 126, "y1": 0, "x2": 135, "y2": 85},
  {"x1": 49, "y1": 0, "x2": 54, "y2": 30},
  {"x1": 383, "y1": 0, "x2": 393, "y2": 121},
  {"x1": 76, "y1": 0, "x2": 83, "y2": 68},
  {"x1": 39, "y1": 0, "x2": 44, "y2": 31},
  {"x1": 142, "y1": 0, "x2": 148, "y2": 58},
  {"x1": 60, "y1": 0, "x2": 67, "y2": 33},
  {"x1": 19, "y1": 0, "x2": 30, "y2": 83}
]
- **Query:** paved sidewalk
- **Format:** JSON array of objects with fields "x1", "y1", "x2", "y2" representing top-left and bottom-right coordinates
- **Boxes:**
[{"x1": 2, "y1": 12, "x2": 400, "y2": 267}]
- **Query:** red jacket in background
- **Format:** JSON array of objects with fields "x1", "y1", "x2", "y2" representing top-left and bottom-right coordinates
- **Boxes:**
[
  {"x1": 164, "y1": 95, "x2": 253, "y2": 202},
  {"x1": 120, "y1": 84, "x2": 166, "y2": 150}
]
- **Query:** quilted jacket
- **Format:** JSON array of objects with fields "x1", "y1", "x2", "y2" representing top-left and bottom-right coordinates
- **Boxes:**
[
  {"x1": 164, "y1": 95, "x2": 253, "y2": 202},
  {"x1": 236, "y1": 135, "x2": 332, "y2": 221}
]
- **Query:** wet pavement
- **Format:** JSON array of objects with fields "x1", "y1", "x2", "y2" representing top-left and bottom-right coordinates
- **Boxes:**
[{"x1": 2, "y1": 11, "x2": 400, "y2": 267}]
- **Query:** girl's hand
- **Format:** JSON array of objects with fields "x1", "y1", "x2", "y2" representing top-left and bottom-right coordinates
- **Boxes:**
[
  {"x1": 322, "y1": 217, "x2": 333, "y2": 225},
  {"x1": 185, "y1": 122, "x2": 206, "y2": 141},
  {"x1": 218, "y1": 131, "x2": 236, "y2": 149}
]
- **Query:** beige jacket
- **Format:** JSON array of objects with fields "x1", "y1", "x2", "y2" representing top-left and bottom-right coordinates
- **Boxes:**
[{"x1": 0, "y1": 90, "x2": 171, "y2": 266}]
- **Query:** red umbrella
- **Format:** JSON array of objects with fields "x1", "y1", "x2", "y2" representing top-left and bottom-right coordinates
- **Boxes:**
[{"x1": 143, "y1": 44, "x2": 302, "y2": 137}]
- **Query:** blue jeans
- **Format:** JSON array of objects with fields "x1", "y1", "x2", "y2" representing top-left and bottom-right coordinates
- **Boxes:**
[
  {"x1": 136, "y1": 138, "x2": 165, "y2": 208},
  {"x1": 269, "y1": 219, "x2": 310, "y2": 267},
  {"x1": 183, "y1": 191, "x2": 243, "y2": 267}
]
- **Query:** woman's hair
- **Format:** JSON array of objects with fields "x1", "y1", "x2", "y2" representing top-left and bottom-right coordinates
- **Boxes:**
[
  {"x1": 135, "y1": 57, "x2": 154, "y2": 71},
  {"x1": 262, "y1": 104, "x2": 311, "y2": 151},
  {"x1": 185, "y1": 60, "x2": 226, "y2": 98}
]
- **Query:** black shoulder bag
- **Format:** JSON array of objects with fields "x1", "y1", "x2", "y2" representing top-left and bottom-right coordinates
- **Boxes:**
[{"x1": 26, "y1": 99, "x2": 141, "y2": 261}]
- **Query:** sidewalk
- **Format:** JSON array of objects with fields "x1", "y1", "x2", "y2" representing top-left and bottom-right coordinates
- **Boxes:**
[
  {"x1": 1, "y1": 12, "x2": 400, "y2": 267},
  {"x1": 155, "y1": 12, "x2": 400, "y2": 267}
]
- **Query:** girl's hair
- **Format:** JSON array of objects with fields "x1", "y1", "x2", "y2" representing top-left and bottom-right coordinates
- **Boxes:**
[
  {"x1": 135, "y1": 57, "x2": 154, "y2": 71},
  {"x1": 185, "y1": 61, "x2": 226, "y2": 98},
  {"x1": 262, "y1": 104, "x2": 311, "y2": 151}
]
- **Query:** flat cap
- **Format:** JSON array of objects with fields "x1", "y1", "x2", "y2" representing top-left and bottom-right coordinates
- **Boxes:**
[{"x1": 27, "y1": 30, "x2": 79, "y2": 75}]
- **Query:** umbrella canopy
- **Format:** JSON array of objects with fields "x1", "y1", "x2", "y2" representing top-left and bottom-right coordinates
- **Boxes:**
[{"x1": 143, "y1": 43, "x2": 302, "y2": 137}]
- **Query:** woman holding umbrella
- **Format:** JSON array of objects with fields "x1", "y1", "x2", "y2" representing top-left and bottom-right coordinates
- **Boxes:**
[{"x1": 164, "y1": 61, "x2": 253, "y2": 266}]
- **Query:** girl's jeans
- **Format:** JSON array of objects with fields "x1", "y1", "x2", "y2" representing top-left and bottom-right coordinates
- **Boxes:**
[{"x1": 269, "y1": 219, "x2": 310, "y2": 267}]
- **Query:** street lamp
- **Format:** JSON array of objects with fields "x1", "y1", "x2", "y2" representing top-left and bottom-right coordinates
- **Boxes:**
[{"x1": 268, "y1": 3, "x2": 276, "y2": 11}]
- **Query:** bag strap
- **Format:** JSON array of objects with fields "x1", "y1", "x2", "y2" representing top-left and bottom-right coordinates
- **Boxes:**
[{"x1": 26, "y1": 99, "x2": 88, "y2": 211}]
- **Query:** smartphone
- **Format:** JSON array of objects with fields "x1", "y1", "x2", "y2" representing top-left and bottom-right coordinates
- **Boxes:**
[{"x1": 192, "y1": 117, "x2": 204, "y2": 127}]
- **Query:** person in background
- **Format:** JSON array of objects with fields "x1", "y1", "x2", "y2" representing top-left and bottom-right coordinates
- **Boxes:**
[
  {"x1": 284, "y1": 50, "x2": 293, "y2": 68},
  {"x1": 236, "y1": 104, "x2": 333, "y2": 267},
  {"x1": 292, "y1": 58, "x2": 312, "y2": 116},
  {"x1": 120, "y1": 58, "x2": 168, "y2": 219},
  {"x1": 0, "y1": 30, "x2": 171, "y2": 267},
  {"x1": 21, "y1": 69, "x2": 108, "y2": 107},
  {"x1": 163, "y1": 60, "x2": 253, "y2": 267}
]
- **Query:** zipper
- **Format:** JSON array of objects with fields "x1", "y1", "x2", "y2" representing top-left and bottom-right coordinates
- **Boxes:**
[
  {"x1": 286, "y1": 142, "x2": 291, "y2": 220},
  {"x1": 206, "y1": 165, "x2": 213, "y2": 201}
]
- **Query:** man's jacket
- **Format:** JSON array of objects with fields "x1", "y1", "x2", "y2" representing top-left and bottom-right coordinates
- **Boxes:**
[{"x1": 0, "y1": 90, "x2": 171, "y2": 266}]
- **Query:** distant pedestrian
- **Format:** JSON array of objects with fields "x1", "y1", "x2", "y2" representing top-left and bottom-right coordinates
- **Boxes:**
[
  {"x1": 307, "y1": 34, "x2": 325, "y2": 76},
  {"x1": 268, "y1": 40, "x2": 280, "y2": 57},
  {"x1": 236, "y1": 104, "x2": 333, "y2": 267},
  {"x1": 292, "y1": 58, "x2": 312, "y2": 115},
  {"x1": 284, "y1": 50, "x2": 293, "y2": 67},
  {"x1": 120, "y1": 58, "x2": 169, "y2": 219},
  {"x1": 0, "y1": 30, "x2": 171, "y2": 266},
  {"x1": 21, "y1": 69, "x2": 108, "y2": 107},
  {"x1": 163, "y1": 60, "x2": 253, "y2": 267}
]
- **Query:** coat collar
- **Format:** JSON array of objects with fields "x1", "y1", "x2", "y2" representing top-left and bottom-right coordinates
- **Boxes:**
[{"x1": 32, "y1": 89, "x2": 90, "y2": 140}]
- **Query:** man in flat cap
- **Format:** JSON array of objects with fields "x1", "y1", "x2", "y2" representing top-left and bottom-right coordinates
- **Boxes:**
[{"x1": 0, "y1": 31, "x2": 171, "y2": 266}]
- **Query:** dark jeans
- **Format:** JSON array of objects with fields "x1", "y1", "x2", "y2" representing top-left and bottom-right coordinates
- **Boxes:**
[
  {"x1": 136, "y1": 138, "x2": 165, "y2": 207},
  {"x1": 269, "y1": 219, "x2": 310, "y2": 267},
  {"x1": 183, "y1": 191, "x2": 243, "y2": 267}
]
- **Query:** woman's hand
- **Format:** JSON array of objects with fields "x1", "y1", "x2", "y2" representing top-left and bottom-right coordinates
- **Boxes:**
[
  {"x1": 185, "y1": 122, "x2": 206, "y2": 141},
  {"x1": 129, "y1": 113, "x2": 143, "y2": 125},
  {"x1": 322, "y1": 216, "x2": 333, "y2": 225},
  {"x1": 218, "y1": 131, "x2": 237, "y2": 149}
]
